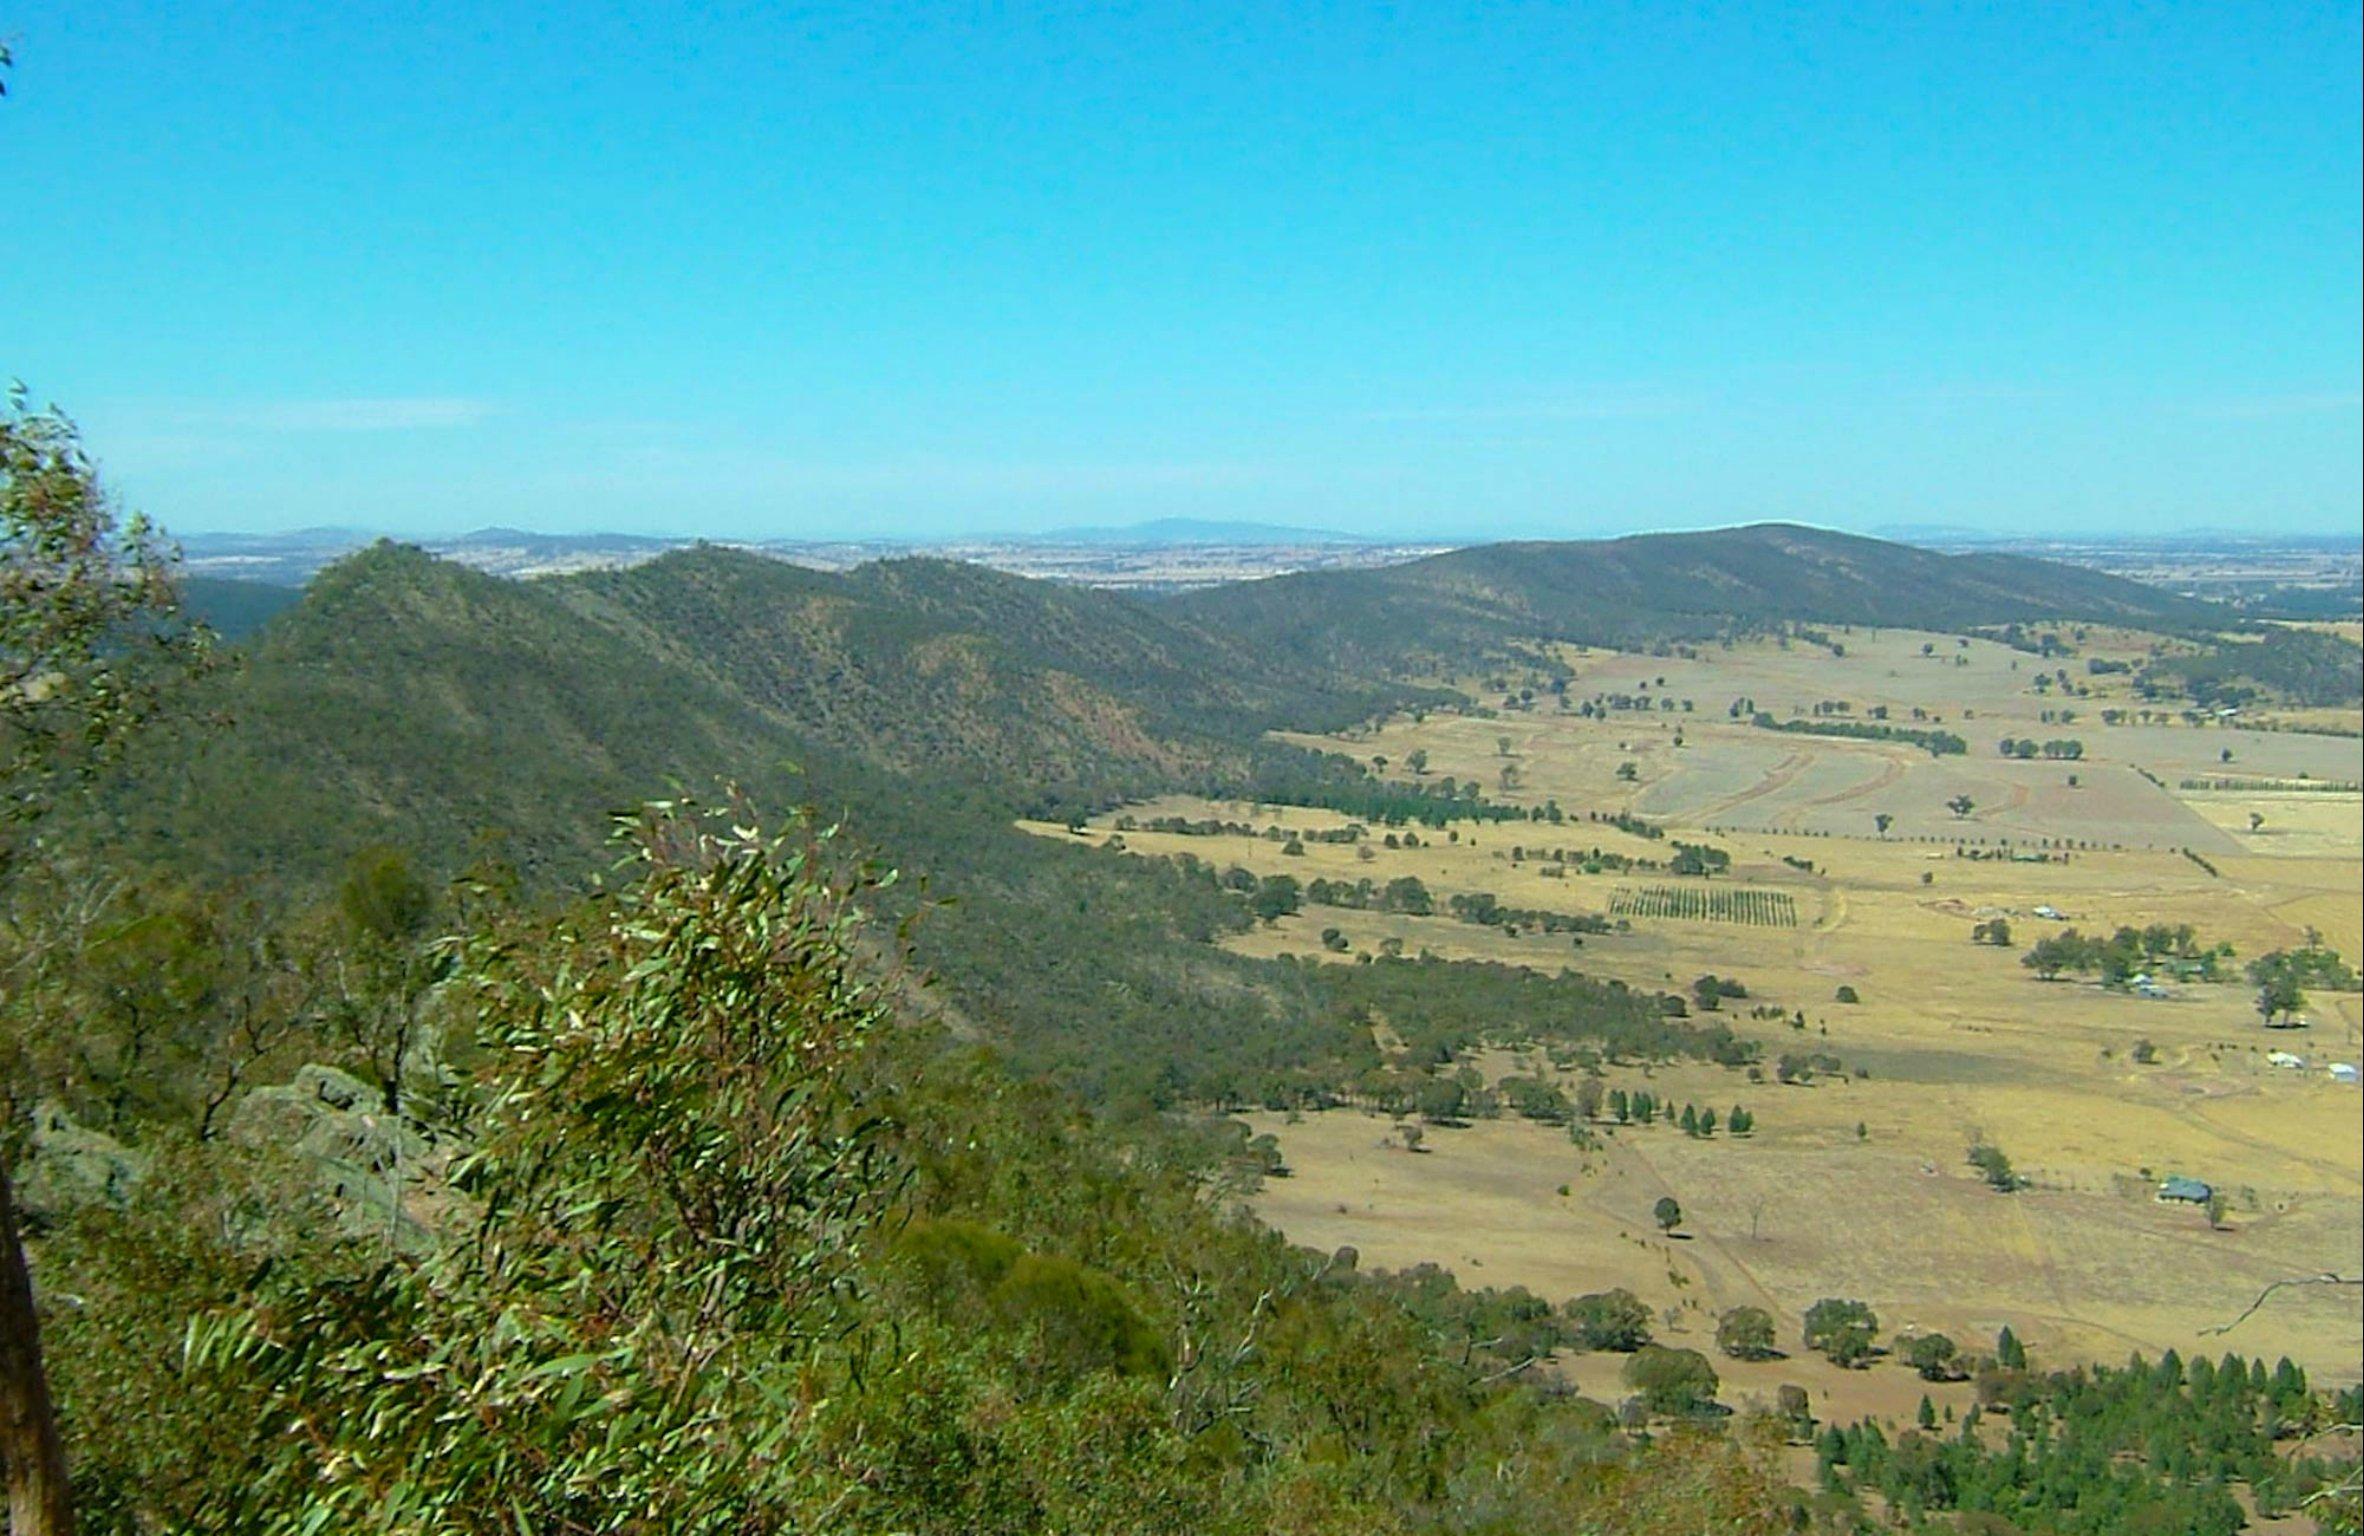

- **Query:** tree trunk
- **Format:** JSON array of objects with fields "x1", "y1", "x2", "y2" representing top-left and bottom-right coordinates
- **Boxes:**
[{"x1": 0, "y1": 1158, "x2": 74, "y2": 1536}]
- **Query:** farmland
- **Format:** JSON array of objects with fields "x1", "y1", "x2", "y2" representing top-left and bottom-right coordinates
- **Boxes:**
[{"x1": 1030, "y1": 623, "x2": 2364, "y2": 1399}]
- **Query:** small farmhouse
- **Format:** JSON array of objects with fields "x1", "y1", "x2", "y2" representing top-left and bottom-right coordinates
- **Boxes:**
[{"x1": 2156, "y1": 1176, "x2": 2212, "y2": 1205}]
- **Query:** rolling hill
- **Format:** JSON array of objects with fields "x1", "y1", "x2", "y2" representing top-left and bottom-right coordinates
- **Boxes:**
[
  {"x1": 103, "y1": 525, "x2": 2240, "y2": 889},
  {"x1": 1172, "y1": 522, "x2": 2225, "y2": 673}
]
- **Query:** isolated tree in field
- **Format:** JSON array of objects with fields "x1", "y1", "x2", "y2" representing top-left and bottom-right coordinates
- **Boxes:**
[
  {"x1": 1727, "y1": 1105, "x2": 1753, "y2": 1135},
  {"x1": 1802, "y1": 1297, "x2": 1879, "y2": 1367},
  {"x1": 1697, "y1": 1107, "x2": 1718, "y2": 1137},
  {"x1": 1996, "y1": 1326, "x2": 2027, "y2": 1370},
  {"x1": 1609, "y1": 1087, "x2": 1630, "y2": 1123},
  {"x1": 1903, "y1": 1333, "x2": 1961, "y2": 1381},
  {"x1": 1406, "y1": 748, "x2": 1429, "y2": 776},
  {"x1": 1947, "y1": 794, "x2": 1975, "y2": 819},
  {"x1": 1678, "y1": 1104, "x2": 1699, "y2": 1136},
  {"x1": 1967, "y1": 1142, "x2": 2020, "y2": 1193},
  {"x1": 1653, "y1": 1195, "x2": 1683, "y2": 1234},
  {"x1": 1716, "y1": 1306, "x2": 1778, "y2": 1361},
  {"x1": 2248, "y1": 812, "x2": 2264, "y2": 832},
  {"x1": 1622, "y1": 1344, "x2": 1719, "y2": 1416},
  {"x1": 1616, "y1": 760, "x2": 1638, "y2": 782},
  {"x1": 2253, "y1": 969, "x2": 2305, "y2": 1028},
  {"x1": 1564, "y1": 1288, "x2": 1652, "y2": 1351},
  {"x1": 1497, "y1": 735, "x2": 1512, "y2": 757},
  {"x1": 1574, "y1": 1077, "x2": 1605, "y2": 1122},
  {"x1": 1874, "y1": 812, "x2": 1893, "y2": 838},
  {"x1": 3, "y1": 387, "x2": 211, "y2": 1535}
]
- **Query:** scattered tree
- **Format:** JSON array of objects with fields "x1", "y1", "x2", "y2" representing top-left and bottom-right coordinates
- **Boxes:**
[
  {"x1": 1622, "y1": 1344, "x2": 1720, "y2": 1416},
  {"x1": 1903, "y1": 1333, "x2": 1962, "y2": 1381},
  {"x1": 1968, "y1": 1142, "x2": 2021, "y2": 1193},
  {"x1": 1565, "y1": 1288, "x2": 1653, "y2": 1351},
  {"x1": 1716, "y1": 1306, "x2": 1779, "y2": 1361}
]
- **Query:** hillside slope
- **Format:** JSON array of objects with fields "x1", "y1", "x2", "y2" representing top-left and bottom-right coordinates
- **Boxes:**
[
  {"x1": 1174, "y1": 523, "x2": 2224, "y2": 672},
  {"x1": 549, "y1": 547, "x2": 1389, "y2": 801}
]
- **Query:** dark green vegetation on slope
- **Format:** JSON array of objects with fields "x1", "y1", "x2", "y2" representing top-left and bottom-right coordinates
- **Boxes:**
[
  {"x1": 89, "y1": 542, "x2": 1725, "y2": 1114},
  {"x1": 1171, "y1": 523, "x2": 2225, "y2": 673},
  {"x1": 21, "y1": 806, "x2": 1808, "y2": 1534},
  {"x1": 175, "y1": 576, "x2": 303, "y2": 642},
  {"x1": 2141, "y1": 626, "x2": 2364, "y2": 710}
]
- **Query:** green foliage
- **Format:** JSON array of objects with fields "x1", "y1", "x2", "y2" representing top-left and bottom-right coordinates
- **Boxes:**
[
  {"x1": 1566, "y1": 1288, "x2": 1653, "y2": 1352},
  {"x1": 2143, "y1": 626, "x2": 2364, "y2": 708},
  {"x1": 1622, "y1": 1345, "x2": 1719, "y2": 1417},
  {"x1": 1824, "y1": 1349, "x2": 2357, "y2": 1533},
  {"x1": 1902, "y1": 1332, "x2": 1961, "y2": 1381},
  {"x1": 1755, "y1": 713, "x2": 1968, "y2": 756},
  {"x1": 1714, "y1": 1306, "x2": 1777, "y2": 1362},
  {"x1": 1968, "y1": 1142, "x2": 2021, "y2": 1193},
  {"x1": 2247, "y1": 944, "x2": 2356, "y2": 1027},
  {"x1": 176, "y1": 804, "x2": 901, "y2": 1531},
  {"x1": 1802, "y1": 1298, "x2": 1879, "y2": 1368},
  {"x1": 2021, "y1": 923, "x2": 2229, "y2": 985},
  {"x1": 2, "y1": 390, "x2": 211, "y2": 867}
]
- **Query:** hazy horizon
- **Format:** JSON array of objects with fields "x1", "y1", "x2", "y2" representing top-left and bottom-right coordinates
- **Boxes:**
[
  {"x1": 7, "y1": 5, "x2": 2360, "y2": 542},
  {"x1": 166, "y1": 514, "x2": 2364, "y2": 551}
]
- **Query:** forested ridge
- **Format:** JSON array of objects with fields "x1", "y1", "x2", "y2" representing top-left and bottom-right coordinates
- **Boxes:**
[{"x1": 1169, "y1": 524, "x2": 2225, "y2": 673}]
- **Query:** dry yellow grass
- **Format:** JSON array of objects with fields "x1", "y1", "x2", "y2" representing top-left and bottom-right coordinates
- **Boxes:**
[{"x1": 1023, "y1": 628, "x2": 2364, "y2": 1388}]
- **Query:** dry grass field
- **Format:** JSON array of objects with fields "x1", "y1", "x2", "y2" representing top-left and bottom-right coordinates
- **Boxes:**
[{"x1": 1024, "y1": 626, "x2": 2364, "y2": 1401}]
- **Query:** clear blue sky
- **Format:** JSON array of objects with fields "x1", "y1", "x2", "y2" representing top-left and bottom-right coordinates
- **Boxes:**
[{"x1": 4, "y1": 2, "x2": 2358, "y2": 541}]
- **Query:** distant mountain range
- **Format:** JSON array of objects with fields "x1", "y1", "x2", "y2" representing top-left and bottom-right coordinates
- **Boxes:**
[
  {"x1": 1033, "y1": 517, "x2": 1375, "y2": 546},
  {"x1": 171, "y1": 519, "x2": 1405, "y2": 592}
]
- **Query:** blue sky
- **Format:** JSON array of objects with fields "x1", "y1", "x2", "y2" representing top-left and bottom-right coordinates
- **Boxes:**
[{"x1": 3, "y1": 2, "x2": 2358, "y2": 541}]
